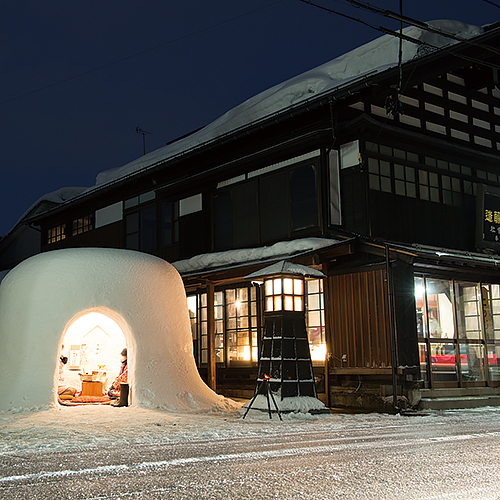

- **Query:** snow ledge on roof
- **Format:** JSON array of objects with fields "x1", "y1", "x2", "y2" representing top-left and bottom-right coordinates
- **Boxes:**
[{"x1": 172, "y1": 238, "x2": 340, "y2": 275}]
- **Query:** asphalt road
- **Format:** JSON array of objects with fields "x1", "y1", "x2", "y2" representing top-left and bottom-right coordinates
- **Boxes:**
[{"x1": 2, "y1": 410, "x2": 500, "y2": 499}]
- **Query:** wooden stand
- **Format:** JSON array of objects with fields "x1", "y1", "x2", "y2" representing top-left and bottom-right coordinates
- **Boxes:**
[{"x1": 81, "y1": 381, "x2": 103, "y2": 397}]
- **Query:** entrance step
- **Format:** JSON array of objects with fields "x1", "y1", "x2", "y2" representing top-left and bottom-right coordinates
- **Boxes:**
[{"x1": 416, "y1": 388, "x2": 500, "y2": 410}]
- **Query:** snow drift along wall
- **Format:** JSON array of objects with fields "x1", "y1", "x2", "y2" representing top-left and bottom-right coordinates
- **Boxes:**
[{"x1": 0, "y1": 248, "x2": 236, "y2": 412}]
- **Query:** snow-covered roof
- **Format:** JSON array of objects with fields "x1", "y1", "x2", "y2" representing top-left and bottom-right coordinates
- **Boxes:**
[
  {"x1": 15, "y1": 20, "x2": 483, "y2": 231},
  {"x1": 172, "y1": 238, "x2": 341, "y2": 275},
  {"x1": 92, "y1": 20, "x2": 481, "y2": 188},
  {"x1": 244, "y1": 260, "x2": 326, "y2": 280}
]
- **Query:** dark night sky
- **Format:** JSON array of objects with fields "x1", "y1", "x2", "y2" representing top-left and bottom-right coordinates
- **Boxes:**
[{"x1": 1, "y1": 0, "x2": 498, "y2": 237}]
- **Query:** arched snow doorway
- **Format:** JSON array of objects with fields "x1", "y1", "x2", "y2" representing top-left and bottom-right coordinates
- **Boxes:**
[
  {"x1": 58, "y1": 309, "x2": 129, "y2": 400},
  {"x1": 0, "y1": 248, "x2": 237, "y2": 412}
]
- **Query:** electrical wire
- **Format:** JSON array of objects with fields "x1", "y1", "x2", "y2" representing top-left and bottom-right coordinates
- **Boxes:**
[
  {"x1": 343, "y1": 0, "x2": 500, "y2": 57},
  {"x1": 482, "y1": 0, "x2": 500, "y2": 8},
  {"x1": 299, "y1": 0, "x2": 500, "y2": 72}
]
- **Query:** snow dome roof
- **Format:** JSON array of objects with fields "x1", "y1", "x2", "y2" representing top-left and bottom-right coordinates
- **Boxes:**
[{"x1": 0, "y1": 248, "x2": 238, "y2": 412}]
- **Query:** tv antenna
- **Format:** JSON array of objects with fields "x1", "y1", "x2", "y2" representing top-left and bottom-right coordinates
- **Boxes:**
[{"x1": 136, "y1": 127, "x2": 153, "y2": 155}]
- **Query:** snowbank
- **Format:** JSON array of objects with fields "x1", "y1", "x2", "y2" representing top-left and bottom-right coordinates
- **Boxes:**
[{"x1": 0, "y1": 248, "x2": 239, "y2": 413}]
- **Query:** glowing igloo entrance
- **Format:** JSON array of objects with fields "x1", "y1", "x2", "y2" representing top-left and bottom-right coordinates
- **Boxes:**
[
  {"x1": 59, "y1": 309, "x2": 128, "y2": 399},
  {"x1": 0, "y1": 248, "x2": 236, "y2": 412}
]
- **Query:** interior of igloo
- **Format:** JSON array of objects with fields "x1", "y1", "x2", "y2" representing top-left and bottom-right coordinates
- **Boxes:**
[{"x1": 59, "y1": 309, "x2": 128, "y2": 396}]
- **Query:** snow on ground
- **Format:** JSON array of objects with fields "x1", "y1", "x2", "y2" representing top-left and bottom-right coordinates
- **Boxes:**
[{"x1": 2, "y1": 403, "x2": 500, "y2": 456}]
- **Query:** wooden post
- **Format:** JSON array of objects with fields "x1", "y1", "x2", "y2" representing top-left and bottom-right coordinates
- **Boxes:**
[
  {"x1": 322, "y1": 264, "x2": 331, "y2": 408},
  {"x1": 206, "y1": 281, "x2": 216, "y2": 392}
]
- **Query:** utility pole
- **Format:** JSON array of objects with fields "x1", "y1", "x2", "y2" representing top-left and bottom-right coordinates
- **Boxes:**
[{"x1": 136, "y1": 127, "x2": 153, "y2": 155}]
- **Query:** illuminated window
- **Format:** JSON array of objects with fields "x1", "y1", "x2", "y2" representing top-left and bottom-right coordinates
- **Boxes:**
[
  {"x1": 47, "y1": 224, "x2": 66, "y2": 244},
  {"x1": 306, "y1": 279, "x2": 326, "y2": 362},
  {"x1": 226, "y1": 287, "x2": 258, "y2": 363},
  {"x1": 199, "y1": 292, "x2": 225, "y2": 364},
  {"x1": 196, "y1": 286, "x2": 257, "y2": 366},
  {"x1": 264, "y1": 277, "x2": 304, "y2": 312},
  {"x1": 72, "y1": 215, "x2": 93, "y2": 236}
]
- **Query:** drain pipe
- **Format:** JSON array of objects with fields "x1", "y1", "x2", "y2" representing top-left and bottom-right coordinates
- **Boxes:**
[{"x1": 385, "y1": 244, "x2": 399, "y2": 412}]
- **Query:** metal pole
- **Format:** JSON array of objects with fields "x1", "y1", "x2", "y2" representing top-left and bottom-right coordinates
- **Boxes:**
[{"x1": 386, "y1": 245, "x2": 399, "y2": 411}]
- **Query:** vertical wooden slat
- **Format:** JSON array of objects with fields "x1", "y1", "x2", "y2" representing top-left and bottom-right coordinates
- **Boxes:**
[
  {"x1": 206, "y1": 281, "x2": 216, "y2": 391},
  {"x1": 327, "y1": 269, "x2": 391, "y2": 370}
]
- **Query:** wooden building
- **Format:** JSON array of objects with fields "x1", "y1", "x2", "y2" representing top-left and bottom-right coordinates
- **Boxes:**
[{"x1": 2, "y1": 20, "x2": 500, "y2": 410}]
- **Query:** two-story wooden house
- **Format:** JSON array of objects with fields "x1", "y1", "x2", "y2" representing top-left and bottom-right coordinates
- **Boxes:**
[{"x1": 2, "y1": 19, "x2": 500, "y2": 410}]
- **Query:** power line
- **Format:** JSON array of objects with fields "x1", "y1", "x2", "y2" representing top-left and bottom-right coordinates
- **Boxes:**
[
  {"x1": 1, "y1": 1, "x2": 284, "y2": 107},
  {"x1": 482, "y1": 0, "x2": 500, "y2": 9},
  {"x1": 343, "y1": 0, "x2": 500, "y2": 57},
  {"x1": 299, "y1": 0, "x2": 500, "y2": 72}
]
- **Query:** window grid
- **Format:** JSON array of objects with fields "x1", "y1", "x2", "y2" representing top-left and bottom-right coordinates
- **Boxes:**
[
  {"x1": 47, "y1": 224, "x2": 66, "y2": 244},
  {"x1": 72, "y1": 215, "x2": 93, "y2": 236}
]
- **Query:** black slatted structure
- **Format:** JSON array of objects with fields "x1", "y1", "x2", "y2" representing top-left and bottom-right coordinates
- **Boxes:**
[{"x1": 257, "y1": 311, "x2": 317, "y2": 399}]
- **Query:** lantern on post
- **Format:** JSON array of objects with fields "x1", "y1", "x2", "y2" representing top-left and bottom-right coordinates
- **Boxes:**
[{"x1": 243, "y1": 260, "x2": 327, "y2": 415}]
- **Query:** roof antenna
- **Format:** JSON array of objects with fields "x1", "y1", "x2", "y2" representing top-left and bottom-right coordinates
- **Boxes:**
[{"x1": 136, "y1": 127, "x2": 153, "y2": 155}]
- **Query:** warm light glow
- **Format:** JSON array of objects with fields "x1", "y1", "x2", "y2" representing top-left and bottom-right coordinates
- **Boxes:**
[
  {"x1": 310, "y1": 343, "x2": 327, "y2": 361},
  {"x1": 61, "y1": 311, "x2": 127, "y2": 388},
  {"x1": 187, "y1": 296, "x2": 197, "y2": 314},
  {"x1": 265, "y1": 279, "x2": 273, "y2": 296},
  {"x1": 243, "y1": 345, "x2": 251, "y2": 361},
  {"x1": 273, "y1": 278, "x2": 282, "y2": 295},
  {"x1": 284, "y1": 295, "x2": 294, "y2": 311},
  {"x1": 294, "y1": 296, "x2": 303, "y2": 311},
  {"x1": 294, "y1": 279, "x2": 303, "y2": 295},
  {"x1": 266, "y1": 296, "x2": 274, "y2": 311},
  {"x1": 274, "y1": 296, "x2": 282, "y2": 311},
  {"x1": 283, "y1": 278, "x2": 293, "y2": 294},
  {"x1": 235, "y1": 299, "x2": 242, "y2": 309}
]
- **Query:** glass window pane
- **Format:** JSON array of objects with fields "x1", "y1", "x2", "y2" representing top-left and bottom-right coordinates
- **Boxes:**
[
  {"x1": 487, "y1": 345, "x2": 500, "y2": 381},
  {"x1": 308, "y1": 310, "x2": 321, "y2": 326},
  {"x1": 265, "y1": 280, "x2": 273, "y2": 296},
  {"x1": 266, "y1": 296, "x2": 274, "y2": 311},
  {"x1": 294, "y1": 296, "x2": 303, "y2": 311},
  {"x1": 308, "y1": 294, "x2": 321, "y2": 310},
  {"x1": 455, "y1": 282, "x2": 481, "y2": 340},
  {"x1": 284, "y1": 296, "x2": 294, "y2": 311},
  {"x1": 369, "y1": 174, "x2": 380, "y2": 191},
  {"x1": 431, "y1": 342, "x2": 458, "y2": 383},
  {"x1": 274, "y1": 296, "x2": 282, "y2": 311},
  {"x1": 419, "y1": 343, "x2": 428, "y2": 383},
  {"x1": 395, "y1": 179, "x2": 405, "y2": 196},
  {"x1": 426, "y1": 278, "x2": 454, "y2": 339},
  {"x1": 308, "y1": 279, "x2": 320, "y2": 294},
  {"x1": 283, "y1": 278, "x2": 293, "y2": 294},
  {"x1": 274, "y1": 278, "x2": 282, "y2": 295},
  {"x1": 381, "y1": 177, "x2": 391, "y2": 193},
  {"x1": 460, "y1": 344, "x2": 486, "y2": 382},
  {"x1": 290, "y1": 164, "x2": 318, "y2": 231},
  {"x1": 294, "y1": 279, "x2": 303, "y2": 295}
]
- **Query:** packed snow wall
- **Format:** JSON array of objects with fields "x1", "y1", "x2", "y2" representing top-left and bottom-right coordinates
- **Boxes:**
[{"x1": 0, "y1": 248, "x2": 235, "y2": 412}]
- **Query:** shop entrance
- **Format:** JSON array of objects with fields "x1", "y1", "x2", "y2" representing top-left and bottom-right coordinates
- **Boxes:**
[{"x1": 58, "y1": 308, "x2": 128, "y2": 400}]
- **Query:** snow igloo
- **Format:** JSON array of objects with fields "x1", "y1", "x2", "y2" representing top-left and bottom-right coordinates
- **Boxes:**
[{"x1": 0, "y1": 248, "x2": 234, "y2": 412}]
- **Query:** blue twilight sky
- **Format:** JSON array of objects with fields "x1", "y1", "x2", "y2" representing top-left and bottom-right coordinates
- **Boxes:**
[{"x1": 1, "y1": 0, "x2": 499, "y2": 237}]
